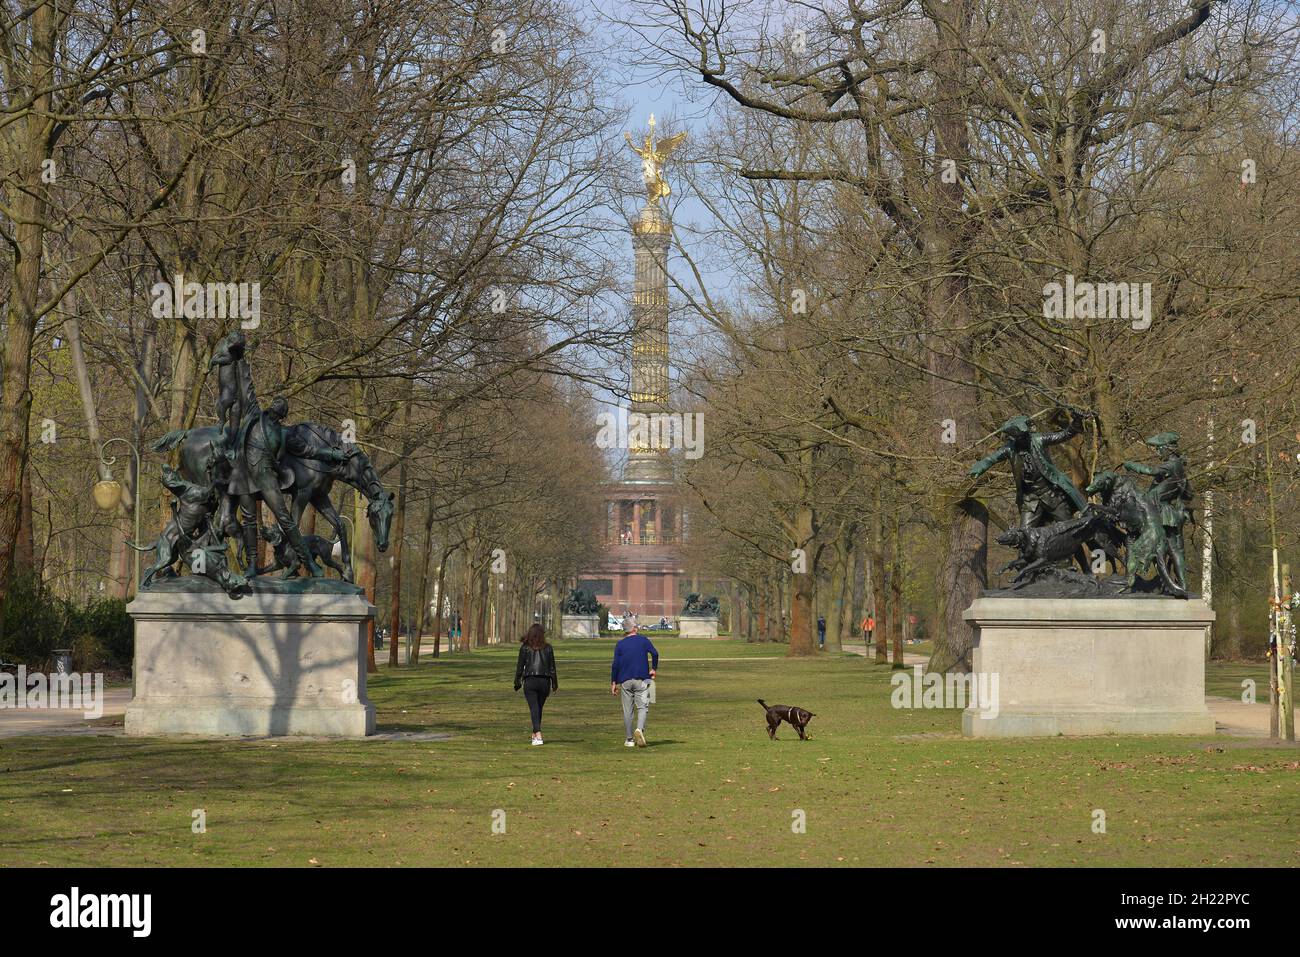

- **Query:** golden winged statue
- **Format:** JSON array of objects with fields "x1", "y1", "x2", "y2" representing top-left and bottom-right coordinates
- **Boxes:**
[{"x1": 625, "y1": 114, "x2": 687, "y2": 207}]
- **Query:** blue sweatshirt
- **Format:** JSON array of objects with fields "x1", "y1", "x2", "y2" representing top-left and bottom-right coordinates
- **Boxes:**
[{"x1": 611, "y1": 633, "x2": 659, "y2": 683}]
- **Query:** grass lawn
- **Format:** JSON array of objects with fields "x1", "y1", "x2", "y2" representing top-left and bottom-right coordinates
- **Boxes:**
[
  {"x1": 1, "y1": 638, "x2": 1295, "y2": 867},
  {"x1": 1204, "y1": 660, "x2": 1271, "y2": 700}
]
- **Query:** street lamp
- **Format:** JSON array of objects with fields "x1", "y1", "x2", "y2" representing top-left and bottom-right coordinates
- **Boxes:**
[{"x1": 94, "y1": 438, "x2": 141, "y2": 594}]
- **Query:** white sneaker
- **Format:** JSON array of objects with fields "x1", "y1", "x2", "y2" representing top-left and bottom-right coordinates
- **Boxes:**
[
  {"x1": 624, "y1": 739, "x2": 635, "y2": 747},
  {"x1": 531, "y1": 737, "x2": 544, "y2": 746},
  {"x1": 633, "y1": 729, "x2": 647, "y2": 748}
]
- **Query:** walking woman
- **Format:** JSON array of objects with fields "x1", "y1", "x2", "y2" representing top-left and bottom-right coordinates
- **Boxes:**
[{"x1": 514, "y1": 624, "x2": 558, "y2": 745}]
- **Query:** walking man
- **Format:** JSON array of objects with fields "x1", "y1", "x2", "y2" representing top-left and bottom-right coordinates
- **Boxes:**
[
  {"x1": 610, "y1": 615, "x2": 658, "y2": 748},
  {"x1": 817, "y1": 615, "x2": 826, "y2": 650}
]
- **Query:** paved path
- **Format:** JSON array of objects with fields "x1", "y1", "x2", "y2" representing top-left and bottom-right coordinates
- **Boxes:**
[
  {"x1": 842, "y1": 642, "x2": 927, "y2": 667},
  {"x1": 1205, "y1": 695, "x2": 1274, "y2": 738},
  {"x1": 0, "y1": 687, "x2": 130, "y2": 737}
]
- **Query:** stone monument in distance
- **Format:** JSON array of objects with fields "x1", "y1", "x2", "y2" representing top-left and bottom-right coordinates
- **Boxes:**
[
  {"x1": 560, "y1": 587, "x2": 601, "y2": 639},
  {"x1": 678, "y1": 593, "x2": 720, "y2": 640}
]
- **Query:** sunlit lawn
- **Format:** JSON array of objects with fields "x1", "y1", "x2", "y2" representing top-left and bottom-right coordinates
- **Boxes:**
[{"x1": 0, "y1": 638, "x2": 1294, "y2": 867}]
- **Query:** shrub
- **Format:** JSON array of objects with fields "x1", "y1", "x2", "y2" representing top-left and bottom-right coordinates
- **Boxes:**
[{"x1": 0, "y1": 572, "x2": 132, "y2": 671}]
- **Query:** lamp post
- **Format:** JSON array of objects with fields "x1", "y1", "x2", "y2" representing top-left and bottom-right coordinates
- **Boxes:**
[{"x1": 94, "y1": 438, "x2": 141, "y2": 594}]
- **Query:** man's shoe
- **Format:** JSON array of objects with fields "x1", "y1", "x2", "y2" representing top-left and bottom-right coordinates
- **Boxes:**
[
  {"x1": 624, "y1": 739, "x2": 635, "y2": 748},
  {"x1": 633, "y1": 729, "x2": 646, "y2": 747}
]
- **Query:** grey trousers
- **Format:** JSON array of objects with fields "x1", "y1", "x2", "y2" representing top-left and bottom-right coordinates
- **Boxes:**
[{"x1": 620, "y1": 679, "x2": 649, "y2": 737}]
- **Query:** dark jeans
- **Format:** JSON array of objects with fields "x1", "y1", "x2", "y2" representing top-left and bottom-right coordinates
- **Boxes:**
[{"x1": 523, "y1": 676, "x2": 551, "y2": 733}]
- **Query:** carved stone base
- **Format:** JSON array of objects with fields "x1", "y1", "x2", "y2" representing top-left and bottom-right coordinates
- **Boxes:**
[
  {"x1": 678, "y1": 616, "x2": 719, "y2": 640},
  {"x1": 560, "y1": 615, "x2": 599, "y2": 639},
  {"x1": 125, "y1": 590, "x2": 375, "y2": 738},
  {"x1": 962, "y1": 597, "x2": 1215, "y2": 738}
]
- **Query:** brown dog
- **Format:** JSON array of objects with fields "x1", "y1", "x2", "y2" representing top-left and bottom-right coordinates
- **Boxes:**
[{"x1": 758, "y1": 699, "x2": 815, "y2": 740}]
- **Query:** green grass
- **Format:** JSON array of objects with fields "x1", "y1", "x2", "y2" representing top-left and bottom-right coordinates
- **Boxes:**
[
  {"x1": 1203, "y1": 660, "x2": 1270, "y2": 700},
  {"x1": 1, "y1": 638, "x2": 1295, "y2": 867}
]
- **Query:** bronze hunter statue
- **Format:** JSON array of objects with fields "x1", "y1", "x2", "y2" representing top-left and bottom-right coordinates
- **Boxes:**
[
  {"x1": 146, "y1": 330, "x2": 396, "y2": 593},
  {"x1": 970, "y1": 407, "x2": 1193, "y2": 599},
  {"x1": 1122, "y1": 431, "x2": 1193, "y2": 593},
  {"x1": 968, "y1": 409, "x2": 1091, "y2": 528}
]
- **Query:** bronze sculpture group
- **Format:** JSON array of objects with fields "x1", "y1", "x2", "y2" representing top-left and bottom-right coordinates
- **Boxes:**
[
  {"x1": 970, "y1": 411, "x2": 1193, "y2": 598},
  {"x1": 135, "y1": 330, "x2": 395, "y2": 597},
  {"x1": 680, "y1": 594, "x2": 720, "y2": 617},
  {"x1": 561, "y1": 587, "x2": 600, "y2": 615}
]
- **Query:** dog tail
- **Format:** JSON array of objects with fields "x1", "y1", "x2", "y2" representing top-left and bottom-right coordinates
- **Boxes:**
[
  {"x1": 756, "y1": 699, "x2": 768, "y2": 709},
  {"x1": 150, "y1": 429, "x2": 189, "y2": 453}
]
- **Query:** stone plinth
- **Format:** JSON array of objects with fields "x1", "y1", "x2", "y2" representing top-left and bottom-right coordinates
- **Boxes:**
[
  {"x1": 125, "y1": 589, "x2": 375, "y2": 738},
  {"x1": 561, "y1": 614, "x2": 600, "y2": 639},
  {"x1": 678, "y1": 615, "x2": 719, "y2": 640},
  {"x1": 962, "y1": 596, "x2": 1215, "y2": 738}
]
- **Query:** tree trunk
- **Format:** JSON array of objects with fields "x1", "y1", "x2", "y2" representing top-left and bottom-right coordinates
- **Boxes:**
[
  {"x1": 923, "y1": 1, "x2": 985, "y2": 674},
  {"x1": 411, "y1": 499, "x2": 437, "y2": 664},
  {"x1": 17, "y1": 468, "x2": 35, "y2": 573},
  {"x1": 928, "y1": 497, "x2": 988, "y2": 674},
  {"x1": 388, "y1": 458, "x2": 408, "y2": 668},
  {"x1": 872, "y1": 487, "x2": 888, "y2": 663},
  {"x1": 0, "y1": 0, "x2": 55, "y2": 600},
  {"x1": 432, "y1": 546, "x2": 451, "y2": 658},
  {"x1": 891, "y1": 515, "x2": 905, "y2": 668},
  {"x1": 825, "y1": 543, "x2": 848, "y2": 653},
  {"x1": 356, "y1": 488, "x2": 378, "y2": 672},
  {"x1": 850, "y1": 543, "x2": 866, "y2": 647}
]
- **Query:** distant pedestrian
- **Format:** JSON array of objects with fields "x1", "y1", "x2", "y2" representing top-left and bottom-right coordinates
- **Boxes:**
[
  {"x1": 514, "y1": 624, "x2": 558, "y2": 746},
  {"x1": 610, "y1": 615, "x2": 658, "y2": 747},
  {"x1": 863, "y1": 615, "x2": 875, "y2": 646},
  {"x1": 817, "y1": 615, "x2": 826, "y2": 649}
]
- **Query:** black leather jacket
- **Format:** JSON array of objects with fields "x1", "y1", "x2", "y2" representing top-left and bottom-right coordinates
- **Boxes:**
[{"x1": 515, "y1": 644, "x2": 558, "y2": 690}]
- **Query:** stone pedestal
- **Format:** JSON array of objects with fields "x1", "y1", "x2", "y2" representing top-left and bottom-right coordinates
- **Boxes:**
[
  {"x1": 962, "y1": 597, "x2": 1215, "y2": 738},
  {"x1": 125, "y1": 590, "x2": 376, "y2": 738},
  {"x1": 678, "y1": 615, "x2": 719, "y2": 640},
  {"x1": 561, "y1": 614, "x2": 599, "y2": 639}
]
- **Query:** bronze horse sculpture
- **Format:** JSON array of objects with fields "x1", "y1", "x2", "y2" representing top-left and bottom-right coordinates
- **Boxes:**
[{"x1": 152, "y1": 422, "x2": 394, "y2": 582}]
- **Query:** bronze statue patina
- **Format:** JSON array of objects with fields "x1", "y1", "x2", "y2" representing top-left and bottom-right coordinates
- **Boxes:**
[
  {"x1": 561, "y1": 587, "x2": 599, "y2": 615},
  {"x1": 681, "y1": 594, "x2": 720, "y2": 617},
  {"x1": 145, "y1": 331, "x2": 396, "y2": 592},
  {"x1": 209, "y1": 329, "x2": 246, "y2": 458},
  {"x1": 1122, "y1": 431, "x2": 1193, "y2": 592},
  {"x1": 259, "y1": 524, "x2": 348, "y2": 579},
  {"x1": 994, "y1": 511, "x2": 1120, "y2": 589},
  {"x1": 1086, "y1": 470, "x2": 1187, "y2": 598},
  {"x1": 969, "y1": 410, "x2": 1089, "y2": 527},
  {"x1": 972, "y1": 408, "x2": 1193, "y2": 599},
  {"x1": 129, "y1": 465, "x2": 250, "y2": 597}
]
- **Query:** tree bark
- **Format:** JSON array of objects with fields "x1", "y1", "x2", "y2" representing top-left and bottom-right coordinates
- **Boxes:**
[
  {"x1": 0, "y1": 0, "x2": 56, "y2": 598},
  {"x1": 387, "y1": 456, "x2": 408, "y2": 667},
  {"x1": 928, "y1": 496, "x2": 988, "y2": 673}
]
